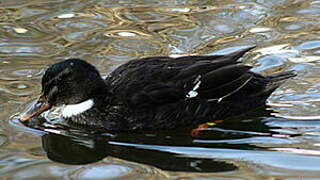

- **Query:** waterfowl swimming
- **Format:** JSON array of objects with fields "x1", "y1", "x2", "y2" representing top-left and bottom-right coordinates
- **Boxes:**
[{"x1": 21, "y1": 46, "x2": 295, "y2": 131}]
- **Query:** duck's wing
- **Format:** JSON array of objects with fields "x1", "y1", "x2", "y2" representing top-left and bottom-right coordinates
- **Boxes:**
[{"x1": 105, "y1": 46, "x2": 255, "y2": 108}]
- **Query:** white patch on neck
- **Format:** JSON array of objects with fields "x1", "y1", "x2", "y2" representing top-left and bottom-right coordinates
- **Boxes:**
[{"x1": 61, "y1": 99, "x2": 94, "y2": 118}]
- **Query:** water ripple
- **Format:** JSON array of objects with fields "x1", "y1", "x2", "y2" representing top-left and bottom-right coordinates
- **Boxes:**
[{"x1": 68, "y1": 158, "x2": 167, "y2": 180}]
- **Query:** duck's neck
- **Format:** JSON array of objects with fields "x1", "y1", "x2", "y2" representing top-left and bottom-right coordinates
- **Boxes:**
[{"x1": 61, "y1": 99, "x2": 95, "y2": 118}]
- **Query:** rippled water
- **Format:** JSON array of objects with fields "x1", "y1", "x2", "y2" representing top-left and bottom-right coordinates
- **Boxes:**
[{"x1": 2, "y1": 0, "x2": 320, "y2": 179}]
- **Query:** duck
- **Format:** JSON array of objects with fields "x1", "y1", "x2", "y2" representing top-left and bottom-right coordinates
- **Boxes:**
[{"x1": 20, "y1": 46, "x2": 295, "y2": 131}]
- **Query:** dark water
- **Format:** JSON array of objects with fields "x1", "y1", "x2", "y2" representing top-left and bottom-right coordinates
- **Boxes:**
[{"x1": 2, "y1": 0, "x2": 320, "y2": 179}]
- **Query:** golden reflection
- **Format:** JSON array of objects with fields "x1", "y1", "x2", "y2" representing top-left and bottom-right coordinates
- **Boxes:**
[
  {"x1": 57, "y1": 13, "x2": 75, "y2": 19},
  {"x1": 289, "y1": 56, "x2": 320, "y2": 63},
  {"x1": 13, "y1": 27, "x2": 28, "y2": 34},
  {"x1": 104, "y1": 30, "x2": 152, "y2": 38},
  {"x1": 253, "y1": 44, "x2": 299, "y2": 55},
  {"x1": 249, "y1": 27, "x2": 272, "y2": 33}
]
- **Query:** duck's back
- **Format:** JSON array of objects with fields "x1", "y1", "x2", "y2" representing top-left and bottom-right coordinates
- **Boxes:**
[{"x1": 103, "y1": 47, "x2": 294, "y2": 130}]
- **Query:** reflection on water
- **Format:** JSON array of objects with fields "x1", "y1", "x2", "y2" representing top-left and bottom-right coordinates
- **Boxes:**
[
  {"x1": 41, "y1": 132, "x2": 238, "y2": 172},
  {"x1": 2, "y1": 0, "x2": 320, "y2": 179}
]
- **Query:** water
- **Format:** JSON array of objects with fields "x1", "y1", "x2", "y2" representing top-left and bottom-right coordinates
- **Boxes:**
[{"x1": 1, "y1": 0, "x2": 320, "y2": 179}]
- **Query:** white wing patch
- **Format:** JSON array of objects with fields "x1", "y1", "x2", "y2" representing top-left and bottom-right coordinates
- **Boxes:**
[
  {"x1": 186, "y1": 75, "x2": 201, "y2": 98},
  {"x1": 62, "y1": 99, "x2": 94, "y2": 118}
]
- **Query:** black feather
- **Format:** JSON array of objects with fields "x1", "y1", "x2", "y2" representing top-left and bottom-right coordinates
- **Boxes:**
[{"x1": 31, "y1": 46, "x2": 296, "y2": 131}]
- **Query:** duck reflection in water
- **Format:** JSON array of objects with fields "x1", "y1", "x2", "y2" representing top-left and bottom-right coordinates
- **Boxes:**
[
  {"x1": 42, "y1": 132, "x2": 238, "y2": 172},
  {"x1": 39, "y1": 110, "x2": 282, "y2": 172}
]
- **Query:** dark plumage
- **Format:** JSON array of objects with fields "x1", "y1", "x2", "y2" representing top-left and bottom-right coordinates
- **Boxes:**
[{"x1": 21, "y1": 46, "x2": 295, "y2": 131}]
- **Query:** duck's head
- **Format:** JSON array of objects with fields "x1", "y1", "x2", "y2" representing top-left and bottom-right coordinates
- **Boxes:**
[{"x1": 20, "y1": 58, "x2": 107, "y2": 122}]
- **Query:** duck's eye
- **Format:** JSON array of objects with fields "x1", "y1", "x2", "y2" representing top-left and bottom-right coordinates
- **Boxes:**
[
  {"x1": 47, "y1": 86, "x2": 58, "y2": 101},
  {"x1": 42, "y1": 95, "x2": 48, "y2": 101}
]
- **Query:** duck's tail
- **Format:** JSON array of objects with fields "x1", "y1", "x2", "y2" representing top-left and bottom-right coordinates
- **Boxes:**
[
  {"x1": 253, "y1": 70, "x2": 296, "y2": 100},
  {"x1": 267, "y1": 70, "x2": 297, "y2": 82},
  {"x1": 263, "y1": 70, "x2": 296, "y2": 95}
]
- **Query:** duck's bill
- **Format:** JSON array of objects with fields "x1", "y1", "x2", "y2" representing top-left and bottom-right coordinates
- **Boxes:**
[{"x1": 20, "y1": 97, "x2": 52, "y2": 122}]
